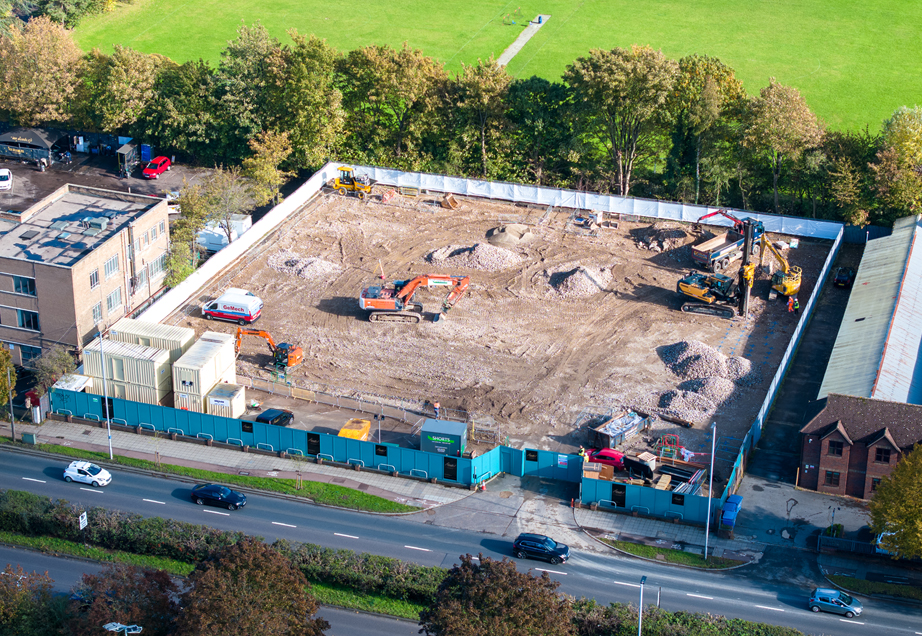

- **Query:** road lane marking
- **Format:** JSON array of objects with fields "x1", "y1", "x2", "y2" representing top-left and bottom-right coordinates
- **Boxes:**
[
  {"x1": 334, "y1": 533, "x2": 359, "y2": 539},
  {"x1": 756, "y1": 605, "x2": 785, "y2": 612},
  {"x1": 687, "y1": 593, "x2": 713, "y2": 600},
  {"x1": 612, "y1": 581, "x2": 640, "y2": 588},
  {"x1": 204, "y1": 510, "x2": 230, "y2": 516},
  {"x1": 22, "y1": 478, "x2": 46, "y2": 483},
  {"x1": 840, "y1": 620, "x2": 864, "y2": 625},
  {"x1": 272, "y1": 522, "x2": 296, "y2": 528},
  {"x1": 405, "y1": 545, "x2": 431, "y2": 552},
  {"x1": 143, "y1": 499, "x2": 165, "y2": 505},
  {"x1": 80, "y1": 488, "x2": 103, "y2": 493},
  {"x1": 535, "y1": 568, "x2": 567, "y2": 575}
]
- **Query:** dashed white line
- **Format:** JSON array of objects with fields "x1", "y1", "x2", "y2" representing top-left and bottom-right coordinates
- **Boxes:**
[
  {"x1": 80, "y1": 487, "x2": 103, "y2": 493},
  {"x1": 535, "y1": 568, "x2": 567, "y2": 575},
  {"x1": 612, "y1": 581, "x2": 640, "y2": 588},
  {"x1": 840, "y1": 619, "x2": 864, "y2": 625},
  {"x1": 22, "y1": 477, "x2": 46, "y2": 483},
  {"x1": 405, "y1": 545, "x2": 431, "y2": 552},
  {"x1": 755, "y1": 605, "x2": 785, "y2": 612},
  {"x1": 335, "y1": 533, "x2": 359, "y2": 539},
  {"x1": 143, "y1": 499, "x2": 165, "y2": 505},
  {"x1": 203, "y1": 510, "x2": 230, "y2": 516},
  {"x1": 272, "y1": 522, "x2": 296, "y2": 528},
  {"x1": 687, "y1": 593, "x2": 713, "y2": 600}
]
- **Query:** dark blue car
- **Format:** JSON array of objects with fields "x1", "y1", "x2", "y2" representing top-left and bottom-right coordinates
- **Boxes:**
[{"x1": 191, "y1": 484, "x2": 247, "y2": 510}]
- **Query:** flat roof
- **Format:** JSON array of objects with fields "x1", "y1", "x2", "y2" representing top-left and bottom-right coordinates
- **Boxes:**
[{"x1": 0, "y1": 184, "x2": 161, "y2": 267}]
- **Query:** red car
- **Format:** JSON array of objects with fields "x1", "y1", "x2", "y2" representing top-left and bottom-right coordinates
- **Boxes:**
[
  {"x1": 142, "y1": 156, "x2": 171, "y2": 179},
  {"x1": 586, "y1": 448, "x2": 625, "y2": 469}
]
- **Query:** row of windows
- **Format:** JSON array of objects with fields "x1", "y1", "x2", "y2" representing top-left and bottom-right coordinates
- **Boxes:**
[
  {"x1": 823, "y1": 471, "x2": 883, "y2": 492},
  {"x1": 91, "y1": 286, "x2": 123, "y2": 325},
  {"x1": 827, "y1": 441, "x2": 890, "y2": 463},
  {"x1": 0, "y1": 308, "x2": 41, "y2": 331}
]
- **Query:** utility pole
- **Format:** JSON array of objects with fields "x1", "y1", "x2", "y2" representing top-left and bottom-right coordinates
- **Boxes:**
[
  {"x1": 704, "y1": 422, "x2": 716, "y2": 560},
  {"x1": 637, "y1": 575, "x2": 647, "y2": 636},
  {"x1": 99, "y1": 333, "x2": 113, "y2": 460},
  {"x1": 7, "y1": 365, "x2": 15, "y2": 442}
]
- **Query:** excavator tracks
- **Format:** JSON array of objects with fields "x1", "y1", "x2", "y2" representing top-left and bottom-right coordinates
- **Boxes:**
[
  {"x1": 369, "y1": 311, "x2": 422, "y2": 323},
  {"x1": 680, "y1": 302, "x2": 736, "y2": 320}
]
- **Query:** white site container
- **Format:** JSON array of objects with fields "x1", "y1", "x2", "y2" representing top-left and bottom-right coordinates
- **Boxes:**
[
  {"x1": 83, "y1": 338, "x2": 172, "y2": 391},
  {"x1": 174, "y1": 392, "x2": 205, "y2": 413},
  {"x1": 206, "y1": 383, "x2": 246, "y2": 418},
  {"x1": 88, "y1": 377, "x2": 170, "y2": 405},
  {"x1": 108, "y1": 318, "x2": 195, "y2": 364},
  {"x1": 172, "y1": 332, "x2": 236, "y2": 398}
]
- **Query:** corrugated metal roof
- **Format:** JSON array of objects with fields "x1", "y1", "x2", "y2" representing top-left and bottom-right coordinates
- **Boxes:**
[
  {"x1": 84, "y1": 337, "x2": 170, "y2": 363},
  {"x1": 818, "y1": 215, "x2": 922, "y2": 401},
  {"x1": 110, "y1": 318, "x2": 195, "y2": 343},
  {"x1": 173, "y1": 331, "x2": 234, "y2": 371}
]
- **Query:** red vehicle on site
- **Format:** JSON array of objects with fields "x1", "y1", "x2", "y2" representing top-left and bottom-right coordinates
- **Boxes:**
[
  {"x1": 585, "y1": 448, "x2": 625, "y2": 469},
  {"x1": 142, "y1": 156, "x2": 171, "y2": 179}
]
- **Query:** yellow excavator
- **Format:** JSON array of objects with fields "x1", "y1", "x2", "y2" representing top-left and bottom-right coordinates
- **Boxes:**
[
  {"x1": 329, "y1": 166, "x2": 375, "y2": 199},
  {"x1": 677, "y1": 271, "x2": 740, "y2": 319},
  {"x1": 759, "y1": 236, "x2": 802, "y2": 296}
]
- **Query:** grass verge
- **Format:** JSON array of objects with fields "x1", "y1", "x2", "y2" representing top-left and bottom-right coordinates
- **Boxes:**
[
  {"x1": 600, "y1": 538, "x2": 744, "y2": 569},
  {"x1": 309, "y1": 582, "x2": 424, "y2": 620},
  {"x1": 0, "y1": 437, "x2": 418, "y2": 513},
  {"x1": 827, "y1": 574, "x2": 922, "y2": 602}
]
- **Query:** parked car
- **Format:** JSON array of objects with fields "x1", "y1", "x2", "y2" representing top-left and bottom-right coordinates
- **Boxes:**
[
  {"x1": 142, "y1": 156, "x2": 171, "y2": 179},
  {"x1": 190, "y1": 484, "x2": 247, "y2": 510},
  {"x1": 255, "y1": 408, "x2": 294, "y2": 427},
  {"x1": 585, "y1": 448, "x2": 625, "y2": 469},
  {"x1": 833, "y1": 267, "x2": 856, "y2": 288},
  {"x1": 808, "y1": 588, "x2": 862, "y2": 617},
  {"x1": 63, "y1": 461, "x2": 112, "y2": 487},
  {"x1": 513, "y1": 533, "x2": 570, "y2": 564},
  {"x1": 0, "y1": 168, "x2": 12, "y2": 191}
]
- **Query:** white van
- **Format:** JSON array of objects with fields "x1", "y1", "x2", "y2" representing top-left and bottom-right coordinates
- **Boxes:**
[{"x1": 202, "y1": 289, "x2": 263, "y2": 325}]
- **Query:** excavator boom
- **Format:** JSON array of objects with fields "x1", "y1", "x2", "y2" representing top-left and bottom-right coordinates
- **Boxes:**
[
  {"x1": 758, "y1": 236, "x2": 802, "y2": 296},
  {"x1": 234, "y1": 328, "x2": 303, "y2": 369},
  {"x1": 361, "y1": 274, "x2": 470, "y2": 323},
  {"x1": 697, "y1": 209, "x2": 745, "y2": 233}
]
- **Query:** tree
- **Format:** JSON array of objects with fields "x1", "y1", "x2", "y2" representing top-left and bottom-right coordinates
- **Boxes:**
[
  {"x1": 0, "y1": 564, "x2": 64, "y2": 636},
  {"x1": 67, "y1": 564, "x2": 179, "y2": 636},
  {"x1": 164, "y1": 242, "x2": 196, "y2": 287},
  {"x1": 870, "y1": 106, "x2": 922, "y2": 219},
  {"x1": 0, "y1": 16, "x2": 83, "y2": 125},
  {"x1": 419, "y1": 554, "x2": 573, "y2": 636},
  {"x1": 743, "y1": 78, "x2": 824, "y2": 213},
  {"x1": 176, "y1": 538, "x2": 329, "y2": 636},
  {"x1": 32, "y1": 346, "x2": 75, "y2": 397},
  {"x1": 453, "y1": 58, "x2": 511, "y2": 177},
  {"x1": 96, "y1": 45, "x2": 171, "y2": 133},
  {"x1": 202, "y1": 166, "x2": 254, "y2": 243},
  {"x1": 564, "y1": 45, "x2": 678, "y2": 196},
  {"x1": 242, "y1": 130, "x2": 293, "y2": 206},
  {"x1": 868, "y1": 443, "x2": 922, "y2": 560},
  {"x1": 167, "y1": 178, "x2": 212, "y2": 283},
  {"x1": 506, "y1": 77, "x2": 575, "y2": 186},
  {"x1": 0, "y1": 349, "x2": 14, "y2": 413}
]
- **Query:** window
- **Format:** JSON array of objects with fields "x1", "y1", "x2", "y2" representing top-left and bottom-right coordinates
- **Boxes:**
[
  {"x1": 106, "y1": 286, "x2": 122, "y2": 313},
  {"x1": 827, "y1": 440, "x2": 843, "y2": 457},
  {"x1": 17, "y1": 309, "x2": 39, "y2": 331},
  {"x1": 21, "y1": 345, "x2": 41, "y2": 365},
  {"x1": 89, "y1": 269, "x2": 99, "y2": 290},
  {"x1": 92, "y1": 302, "x2": 102, "y2": 323},
  {"x1": 824, "y1": 471, "x2": 840, "y2": 487},
  {"x1": 875, "y1": 448, "x2": 891, "y2": 464},
  {"x1": 149, "y1": 253, "x2": 167, "y2": 277},
  {"x1": 141, "y1": 231, "x2": 148, "y2": 248},
  {"x1": 135, "y1": 268, "x2": 147, "y2": 291},
  {"x1": 104, "y1": 255, "x2": 119, "y2": 279},
  {"x1": 871, "y1": 478, "x2": 881, "y2": 492},
  {"x1": 671, "y1": 493, "x2": 685, "y2": 506},
  {"x1": 525, "y1": 449, "x2": 539, "y2": 462},
  {"x1": 12, "y1": 276, "x2": 36, "y2": 296},
  {"x1": 150, "y1": 225, "x2": 158, "y2": 241},
  {"x1": 159, "y1": 221, "x2": 165, "y2": 235}
]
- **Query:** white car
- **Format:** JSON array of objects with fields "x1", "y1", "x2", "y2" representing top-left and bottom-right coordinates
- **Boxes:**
[
  {"x1": 63, "y1": 461, "x2": 112, "y2": 487},
  {"x1": 0, "y1": 169, "x2": 11, "y2": 191}
]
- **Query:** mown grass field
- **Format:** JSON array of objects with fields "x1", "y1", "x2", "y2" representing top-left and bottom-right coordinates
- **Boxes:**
[{"x1": 75, "y1": 0, "x2": 921, "y2": 130}]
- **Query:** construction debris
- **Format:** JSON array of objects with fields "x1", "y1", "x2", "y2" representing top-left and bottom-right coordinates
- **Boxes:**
[
  {"x1": 550, "y1": 265, "x2": 612, "y2": 298},
  {"x1": 427, "y1": 243, "x2": 523, "y2": 271},
  {"x1": 268, "y1": 250, "x2": 342, "y2": 279},
  {"x1": 486, "y1": 224, "x2": 535, "y2": 248}
]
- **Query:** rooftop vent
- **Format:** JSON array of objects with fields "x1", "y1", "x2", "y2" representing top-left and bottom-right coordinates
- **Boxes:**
[
  {"x1": 51, "y1": 220, "x2": 69, "y2": 230},
  {"x1": 83, "y1": 228, "x2": 102, "y2": 237},
  {"x1": 19, "y1": 230, "x2": 39, "y2": 240},
  {"x1": 57, "y1": 232, "x2": 71, "y2": 240},
  {"x1": 88, "y1": 218, "x2": 107, "y2": 231}
]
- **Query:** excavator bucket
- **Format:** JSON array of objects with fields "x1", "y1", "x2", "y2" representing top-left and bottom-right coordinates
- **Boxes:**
[{"x1": 441, "y1": 194, "x2": 459, "y2": 209}]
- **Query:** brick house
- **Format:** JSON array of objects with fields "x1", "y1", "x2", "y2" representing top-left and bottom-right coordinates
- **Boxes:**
[{"x1": 799, "y1": 394, "x2": 922, "y2": 499}]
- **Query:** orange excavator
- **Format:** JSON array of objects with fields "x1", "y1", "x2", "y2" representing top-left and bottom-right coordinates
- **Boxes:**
[
  {"x1": 359, "y1": 274, "x2": 470, "y2": 323},
  {"x1": 234, "y1": 328, "x2": 304, "y2": 370}
]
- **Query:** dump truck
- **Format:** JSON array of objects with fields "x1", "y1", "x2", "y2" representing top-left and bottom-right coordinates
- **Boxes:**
[{"x1": 691, "y1": 210, "x2": 764, "y2": 273}]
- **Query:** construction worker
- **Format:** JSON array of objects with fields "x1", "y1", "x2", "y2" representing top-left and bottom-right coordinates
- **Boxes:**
[
  {"x1": 793, "y1": 297, "x2": 800, "y2": 315},
  {"x1": 433, "y1": 401, "x2": 441, "y2": 419},
  {"x1": 578, "y1": 446, "x2": 587, "y2": 459},
  {"x1": 787, "y1": 296, "x2": 794, "y2": 313}
]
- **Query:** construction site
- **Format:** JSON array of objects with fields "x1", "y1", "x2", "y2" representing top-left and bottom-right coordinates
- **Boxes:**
[{"x1": 165, "y1": 182, "x2": 833, "y2": 478}]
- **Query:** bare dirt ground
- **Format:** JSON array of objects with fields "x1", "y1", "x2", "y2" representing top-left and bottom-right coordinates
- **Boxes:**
[{"x1": 169, "y1": 190, "x2": 831, "y2": 468}]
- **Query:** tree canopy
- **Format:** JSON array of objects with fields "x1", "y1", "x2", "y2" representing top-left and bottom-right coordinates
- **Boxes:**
[{"x1": 868, "y1": 443, "x2": 922, "y2": 560}]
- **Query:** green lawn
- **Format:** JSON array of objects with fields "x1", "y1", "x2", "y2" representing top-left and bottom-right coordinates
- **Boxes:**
[
  {"x1": 75, "y1": 0, "x2": 921, "y2": 131},
  {"x1": 599, "y1": 538, "x2": 743, "y2": 569}
]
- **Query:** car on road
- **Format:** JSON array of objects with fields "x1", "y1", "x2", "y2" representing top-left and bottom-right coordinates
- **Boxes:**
[
  {"x1": 191, "y1": 484, "x2": 246, "y2": 510},
  {"x1": 63, "y1": 461, "x2": 112, "y2": 487},
  {"x1": 585, "y1": 448, "x2": 625, "y2": 469},
  {"x1": 808, "y1": 588, "x2": 862, "y2": 617},
  {"x1": 513, "y1": 533, "x2": 570, "y2": 564},
  {"x1": 0, "y1": 169, "x2": 12, "y2": 191},
  {"x1": 142, "y1": 156, "x2": 171, "y2": 179},
  {"x1": 833, "y1": 267, "x2": 856, "y2": 288},
  {"x1": 255, "y1": 408, "x2": 294, "y2": 427}
]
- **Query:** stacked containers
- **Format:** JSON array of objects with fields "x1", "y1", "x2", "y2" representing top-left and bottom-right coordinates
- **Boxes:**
[
  {"x1": 206, "y1": 383, "x2": 246, "y2": 418},
  {"x1": 172, "y1": 332, "x2": 236, "y2": 413},
  {"x1": 83, "y1": 338, "x2": 172, "y2": 405},
  {"x1": 108, "y1": 318, "x2": 195, "y2": 363}
]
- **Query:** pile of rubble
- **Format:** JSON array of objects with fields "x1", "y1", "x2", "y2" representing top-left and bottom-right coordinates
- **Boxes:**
[
  {"x1": 677, "y1": 377, "x2": 738, "y2": 403},
  {"x1": 634, "y1": 222, "x2": 688, "y2": 253},
  {"x1": 427, "y1": 243, "x2": 522, "y2": 271},
  {"x1": 660, "y1": 340, "x2": 729, "y2": 379},
  {"x1": 550, "y1": 266, "x2": 612, "y2": 298},
  {"x1": 268, "y1": 250, "x2": 342, "y2": 279}
]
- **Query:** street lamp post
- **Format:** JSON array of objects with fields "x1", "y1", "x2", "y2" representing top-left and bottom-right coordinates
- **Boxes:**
[
  {"x1": 637, "y1": 575, "x2": 647, "y2": 636},
  {"x1": 704, "y1": 422, "x2": 716, "y2": 561},
  {"x1": 7, "y1": 365, "x2": 15, "y2": 443},
  {"x1": 98, "y1": 333, "x2": 113, "y2": 460}
]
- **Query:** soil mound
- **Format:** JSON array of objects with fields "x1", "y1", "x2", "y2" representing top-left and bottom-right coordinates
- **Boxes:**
[
  {"x1": 550, "y1": 266, "x2": 612, "y2": 298},
  {"x1": 268, "y1": 250, "x2": 342, "y2": 279},
  {"x1": 487, "y1": 224, "x2": 535, "y2": 248},
  {"x1": 427, "y1": 243, "x2": 522, "y2": 271}
]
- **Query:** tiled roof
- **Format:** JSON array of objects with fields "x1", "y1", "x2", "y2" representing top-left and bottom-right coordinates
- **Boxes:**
[{"x1": 800, "y1": 393, "x2": 922, "y2": 451}]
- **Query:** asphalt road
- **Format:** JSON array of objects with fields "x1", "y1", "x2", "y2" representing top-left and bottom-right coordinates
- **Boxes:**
[{"x1": 4, "y1": 450, "x2": 922, "y2": 636}]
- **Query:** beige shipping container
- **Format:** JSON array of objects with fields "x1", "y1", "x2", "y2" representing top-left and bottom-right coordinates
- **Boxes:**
[
  {"x1": 84, "y1": 338, "x2": 172, "y2": 391},
  {"x1": 174, "y1": 392, "x2": 205, "y2": 413},
  {"x1": 108, "y1": 318, "x2": 195, "y2": 363},
  {"x1": 172, "y1": 332, "x2": 236, "y2": 398},
  {"x1": 88, "y1": 377, "x2": 170, "y2": 405},
  {"x1": 206, "y1": 383, "x2": 246, "y2": 418}
]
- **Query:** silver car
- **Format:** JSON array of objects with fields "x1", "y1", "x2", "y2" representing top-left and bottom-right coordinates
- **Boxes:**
[{"x1": 63, "y1": 461, "x2": 112, "y2": 487}]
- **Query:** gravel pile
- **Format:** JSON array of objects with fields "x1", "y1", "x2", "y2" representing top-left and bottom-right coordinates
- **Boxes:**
[
  {"x1": 552, "y1": 266, "x2": 612, "y2": 297},
  {"x1": 726, "y1": 357, "x2": 762, "y2": 386},
  {"x1": 658, "y1": 389, "x2": 715, "y2": 412},
  {"x1": 635, "y1": 223, "x2": 688, "y2": 252},
  {"x1": 660, "y1": 340, "x2": 729, "y2": 379},
  {"x1": 268, "y1": 250, "x2": 342, "y2": 279},
  {"x1": 678, "y1": 377, "x2": 738, "y2": 403},
  {"x1": 427, "y1": 243, "x2": 522, "y2": 271}
]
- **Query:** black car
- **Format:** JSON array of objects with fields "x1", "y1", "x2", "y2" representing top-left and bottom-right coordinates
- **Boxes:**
[
  {"x1": 833, "y1": 267, "x2": 856, "y2": 288},
  {"x1": 513, "y1": 533, "x2": 570, "y2": 564},
  {"x1": 191, "y1": 484, "x2": 247, "y2": 510},
  {"x1": 255, "y1": 408, "x2": 294, "y2": 427}
]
